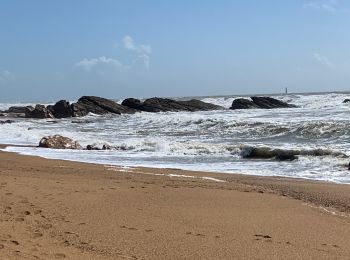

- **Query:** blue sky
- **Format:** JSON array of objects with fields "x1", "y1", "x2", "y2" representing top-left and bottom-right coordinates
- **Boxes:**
[{"x1": 0, "y1": 0, "x2": 350, "y2": 102}]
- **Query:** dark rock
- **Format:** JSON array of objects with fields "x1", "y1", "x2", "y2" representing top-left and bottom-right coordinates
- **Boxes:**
[
  {"x1": 121, "y1": 98, "x2": 143, "y2": 110},
  {"x1": 122, "y1": 97, "x2": 223, "y2": 112},
  {"x1": 71, "y1": 103, "x2": 89, "y2": 117},
  {"x1": 25, "y1": 105, "x2": 53, "y2": 119},
  {"x1": 230, "y1": 96, "x2": 296, "y2": 110},
  {"x1": 102, "y1": 144, "x2": 112, "y2": 150},
  {"x1": 275, "y1": 151, "x2": 298, "y2": 161},
  {"x1": 177, "y1": 99, "x2": 224, "y2": 111},
  {"x1": 49, "y1": 100, "x2": 73, "y2": 118},
  {"x1": 343, "y1": 99, "x2": 350, "y2": 103},
  {"x1": 86, "y1": 144, "x2": 112, "y2": 150},
  {"x1": 86, "y1": 144, "x2": 101, "y2": 150},
  {"x1": 230, "y1": 98, "x2": 260, "y2": 110},
  {"x1": 76, "y1": 96, "x2": 134, "y2": 115},
  {"x1": 71, "y1": 119, "x2": 94, "y2": 124},
  {"x1": 242, "y1": 146, "x2": 299, "y2": 161},
  {"x1": 250, "y1": 96, "x2": 296, "y2": 109},
  {"x1": 5, "y1": 106, "x2": 28, "y2": 114},
  {"x1": 39, "y1": 135, "x2": 82, "y2": 149},
  {"x1": 0, "y1": 120, "x2": 15, "y2": 124}
]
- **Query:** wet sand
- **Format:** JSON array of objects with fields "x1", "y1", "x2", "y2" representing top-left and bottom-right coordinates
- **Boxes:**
[{"x1": 0, "y1": 150, "x2": 350, "y2": 259}]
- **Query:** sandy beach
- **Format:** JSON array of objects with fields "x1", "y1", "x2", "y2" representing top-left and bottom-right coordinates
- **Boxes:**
[{"x1": 0, "y1": 149, "x2": 349, "y2": 259}]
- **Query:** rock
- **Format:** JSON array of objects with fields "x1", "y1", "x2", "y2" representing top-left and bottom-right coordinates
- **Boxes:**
[
  {"x1": 230, "y1": 96, "x2": 296, "y2": 110},
  {"x1": 121, "y1": 98, "x2": 143, "y2": 110},
  {"x1": 25, "y1": 105, "x2": 53, "y2": 119},
  {"x1": 242, "y1": 146, "x2": 299, "y2": 161},
  {"x1": 76, "y1": 96, "x2": 134, "y2": 115},
  {"x1": 49, "y1": 100, "x2": 73, "y2": 118},
  {"x1": 343, "y1": 99, "x2": 350, "y2": 103},
  {"x1": 86, "y1": 144, "x2": 101, "y2": 150},
  {"x1": 250, "y1": 96, "x2": 296, "y2": 109},
  {"x1": 39, "y1": 135, "x2": 82, "y2": 149},
  {"x1": 0, "y1": 120, "x2": 15, "y2": 124},
  {"x1": 71, "y1": 103, "x2": 89, "y2": 117},
  {"x1": 71, "y1": 119, "x2": 94, "y2": 124},
  {"x1": 122, "y1": 97, "x2": 223, "y2": 112},
  {"x1": 102, "y1": 144, "x2": 112, "y2": 150},
  {"x1": 230, "y1": 98, "x2": 260, "y2": 109},
  {"x1": 5, "y1": 106, "x2": 28, "y2": 114}
]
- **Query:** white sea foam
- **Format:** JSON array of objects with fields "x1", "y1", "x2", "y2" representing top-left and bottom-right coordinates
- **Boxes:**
[{"x1": 1, "y1": 92, "x2": 350, "y2": 183}]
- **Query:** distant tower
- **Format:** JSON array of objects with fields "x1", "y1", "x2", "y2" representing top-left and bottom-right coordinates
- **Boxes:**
[{"x1": 285, "y1": 87, "x2": 288, "y2": 95}]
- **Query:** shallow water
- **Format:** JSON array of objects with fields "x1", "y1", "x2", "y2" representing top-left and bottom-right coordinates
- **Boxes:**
[{"x1": 1, "y1": 92, "x2": 350, "y2": 183}]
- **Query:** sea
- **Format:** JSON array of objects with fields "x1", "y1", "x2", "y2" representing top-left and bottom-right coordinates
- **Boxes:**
[{"x1": 1, "y1": 92, "x2": 350, "y2": 183}]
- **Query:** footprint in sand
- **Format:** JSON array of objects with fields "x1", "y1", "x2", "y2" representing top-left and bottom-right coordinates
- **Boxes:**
[
  {"x1": 34, "y1": 209, "x2": 42, "y2": 215},
  {"x1": 0, "y1": 244, "x2": 4, "y2": 249},
  {"x1": 0, "y1": 234, "x2": 11, "y2": 240},
  {"x1": 32, "y1": 232, "x2": 43, "y2": 239},
  {"x1": 10, "y1": 240, "x2": 19, "y2": 246},
  {"x1": 185, "y1": 232, "x2": 206, "y2": 237},
  {"x1": 54, "y1": 253, "x2": 66, "y2": 259},
  {"x1": 321, "y1": 243, "x2": 340, "y2": 249},
  {"x1": 254, "y1": 234, "x2": 272, "y2": 242}
]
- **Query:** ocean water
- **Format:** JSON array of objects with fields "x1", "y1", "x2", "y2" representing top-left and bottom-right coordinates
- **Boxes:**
[{"x1": 1, "y1": 92, "x2": 350, "y2": 183}]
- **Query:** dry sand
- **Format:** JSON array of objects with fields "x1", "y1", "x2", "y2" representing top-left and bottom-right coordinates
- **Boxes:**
[{"x1": 0, "y1": 149, "x2": 350, "y2": 259}]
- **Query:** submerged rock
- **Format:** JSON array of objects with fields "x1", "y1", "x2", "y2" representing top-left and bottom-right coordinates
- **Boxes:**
[
  {"x1": 230, "y1": 96, "x2": 296, "y2": 110},
  {"x1": 86, "y1": 144, "x2": 101, "y2": 150},
  {"x1": 86, "y1": 144, "x2": 112, "y2": 150},
  {"x1": 241, "y1": 146, "x2": 348, "y2": 161},
  {"x1": 39, "y1": 135, "x2": 82, "y2": 149},
  {"x1": 241, "y1": 146, "x2": 299, "y2": 161},
  {"x1": 0, "y1": 120, "x2": 15, "y2": 124}
]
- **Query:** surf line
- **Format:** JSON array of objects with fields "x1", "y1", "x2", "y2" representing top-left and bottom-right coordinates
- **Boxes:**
[{"x1": 105, "y1": 166, "x2": 227, "y2": 183}]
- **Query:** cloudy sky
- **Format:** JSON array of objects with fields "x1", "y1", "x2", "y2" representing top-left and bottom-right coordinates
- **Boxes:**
[{"x1": 1, "y1": 0, "x2": 350, "y2": 102}]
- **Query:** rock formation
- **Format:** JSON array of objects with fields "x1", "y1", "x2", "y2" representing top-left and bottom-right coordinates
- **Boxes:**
[
  {"x1": 230, "y1": 96, "x2": 296, "y2": 110},
  {"x1": 39, "y1": 135, "x2": 82, "y2": 149}
]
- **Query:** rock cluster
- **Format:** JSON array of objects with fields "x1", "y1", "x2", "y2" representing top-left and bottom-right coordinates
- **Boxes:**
[
  {"x1": 230, "y1": 96, "x2": 296, "y2": 110},
  {"x1": 8, "y1": 96, "x2": 224, "y2": 119}
]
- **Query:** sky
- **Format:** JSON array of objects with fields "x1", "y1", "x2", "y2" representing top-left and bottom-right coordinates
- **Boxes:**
[{"x1": 0, "y1": 0, "x2": 350, "y2": 102}]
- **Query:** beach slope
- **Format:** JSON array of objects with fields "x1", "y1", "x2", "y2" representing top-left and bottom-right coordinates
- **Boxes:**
[{"x1": 0, "y1": 151, "x2": 350, "y2": 259}]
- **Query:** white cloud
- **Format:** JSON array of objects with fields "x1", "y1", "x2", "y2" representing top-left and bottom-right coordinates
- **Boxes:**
[
  {"x1": 313, "y1": 53, "x2": 333, "y2": 67},
  {"x1": 0, "y1": 70, "x2": 14, "y2": 81},
  {"x1": 122, "y1": 35, "x2": 136, "y2": 50},
  {"x1": 75, "y1": 36, "x2": 152, "y2": 73},
  {"x1": 75, "y1": 56, "x2": 125, "y2": 71},
  {"x1": 122, "y1": 35, "x2": 152, "y2": 69},
  {"x1": 303, "y1": 0, "x2": 340, "y2": 13}
]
